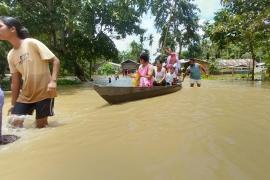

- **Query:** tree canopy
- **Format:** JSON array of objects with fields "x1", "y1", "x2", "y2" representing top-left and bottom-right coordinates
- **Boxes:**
[
  {"x1": 205, "y1": 0, "x2": 270, "y2": 79},
  {"x1": 150, "y1": 0, "x2": 200, "y2": 55},
  {"x1": 1, "y1": 0, "x2": 269, "y2": 80},
  {"x1": 0, "y1": 0, "x2": 150, "y2": 80}
]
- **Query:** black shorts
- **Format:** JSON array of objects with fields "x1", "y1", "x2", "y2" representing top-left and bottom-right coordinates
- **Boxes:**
[{"x1": 12, "y1": 98, "x2": 54, "y2": 119}]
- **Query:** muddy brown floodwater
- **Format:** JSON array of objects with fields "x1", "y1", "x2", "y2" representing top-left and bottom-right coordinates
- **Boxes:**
[{"x1": 0, "y1": 80, "x2": 270, "y2": 180}]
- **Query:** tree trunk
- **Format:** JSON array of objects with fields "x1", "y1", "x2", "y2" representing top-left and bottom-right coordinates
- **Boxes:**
[
  {"x1": 52, "y1": 30, "x2": 57, "y2": 48},
  {"x1": 47, "y1": 0, "x2": 55, "y2": 49},
  {"x1": 74, "y1": 61, "x2": 87, "y2": 82},
  {"x1": 249, "y1": 42, "x2": 255, "y2": 81},
  {"x1": 178, "y1": 40, "x2": 182, "y2": 58},
  {"x1": 60, "y1": 29, "x2": 66, "y2": 53},
  {"x1": 89, "y1": 60, "x2": 93, "y2": 80}
]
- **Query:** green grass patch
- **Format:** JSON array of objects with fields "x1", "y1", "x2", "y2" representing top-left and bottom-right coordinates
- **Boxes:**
[
  {"x1": 206, "y1": 74, "x2": 251, "y2": 80},
  {"x1": 0, "y1": 78, "x2": 82, "y2": 91},
  {"x1": 57, "y1": 79, "x2": 82, "y2": 85}
]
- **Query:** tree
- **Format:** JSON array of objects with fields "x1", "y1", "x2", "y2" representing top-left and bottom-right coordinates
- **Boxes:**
[
  {"x1": 98, "y1": 63, "x2": 115, "y2": 75},
  {"x1": 150, "y1": 0, "x2": 200, "y2": 56},
  {"x1": 118, "y1": 41, "x2": 148, "y2": 62},
  {"x1": 130, "y1": 41, "x2": 143, "y2": 62},
  {"x1": 2, "y1": 0, "x2": 150, "y2": 81},
  {"x1": 214, "y1": 0, "x2": 270, "y2": 80}
]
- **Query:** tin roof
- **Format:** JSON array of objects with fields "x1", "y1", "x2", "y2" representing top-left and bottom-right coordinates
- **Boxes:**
[
  {"x1": 217, "y1": 59, "x2": 254, "y2": 67},
  {"x1": 121, "y1": 59, "x2": 139, "y2": 65}
]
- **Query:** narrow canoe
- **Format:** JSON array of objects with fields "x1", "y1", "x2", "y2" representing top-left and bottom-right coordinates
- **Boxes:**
[{"x1": 93, "y1": 84, "x2": 182, "y2": 104}]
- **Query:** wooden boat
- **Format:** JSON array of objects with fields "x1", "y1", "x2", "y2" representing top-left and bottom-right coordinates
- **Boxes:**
[{"x1": 93, "y1": 84, "x2": 182, "y2": 104}]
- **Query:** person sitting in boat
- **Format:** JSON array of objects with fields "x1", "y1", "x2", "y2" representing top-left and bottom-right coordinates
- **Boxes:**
[
  {"x1": 153, "y1": 59, "x2": 166, "y2": 86},
  {"x1": 165, "y1": 47, "x2": 180, "y2": 75},
  {"x1": 138, "y1": 52, "x2": 154, "y2": 87},
  {"x1": 165, "y1": 65, "x2": 177, "y2": 86}
]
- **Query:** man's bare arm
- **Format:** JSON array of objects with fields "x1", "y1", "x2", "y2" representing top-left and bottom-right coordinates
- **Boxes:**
[
  {"x1": 50, "y1": 57, "x2": 60, "y2": 81},
  {"x1": 11, "y1": 72, "x2": 21, "y2": 106},
  {"x1": 200, "y1": 65, "x2": 208, "y2": 76},
  {"x1": 47, "y1": 56, "x2": 60, "y2": 91}
]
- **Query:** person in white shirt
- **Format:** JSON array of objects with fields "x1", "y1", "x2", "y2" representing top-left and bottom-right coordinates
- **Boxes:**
[
  {"x1": 165, "y1": 65, "x2": 177, "y2": 86},
  {"x1": 153, "y1": 60, "x2": 166, "y2": 86}
]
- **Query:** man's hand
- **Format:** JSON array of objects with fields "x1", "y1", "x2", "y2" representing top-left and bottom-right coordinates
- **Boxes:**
[
  {"x1": 47, "y1": 80, "x2": 57, "y2": 91},
  {"x1": 8, "y1": 106, "x2": 14, "y2": 115}
]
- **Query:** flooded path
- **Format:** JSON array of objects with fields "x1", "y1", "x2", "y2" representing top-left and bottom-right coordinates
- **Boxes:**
[{"x1": 0, "y1": 80, "x2": 270, "y2": 180}]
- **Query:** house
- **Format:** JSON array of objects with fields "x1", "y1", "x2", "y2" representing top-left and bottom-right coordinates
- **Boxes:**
[
  {"x1": 121, "y1": 60, "x2": 139, "y2": 75},
  {"x1": 217, "y1": 59, "x2": 254, "y2": 74},
  {"x1": 217, "y1": 59, "x2": 254, "y2": 68}
]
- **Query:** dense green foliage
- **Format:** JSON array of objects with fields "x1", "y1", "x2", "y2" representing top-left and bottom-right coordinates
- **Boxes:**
[
  {"x1": 118, "y1": 40, "x2": 150, "y2": 62},
  {"x1": 0, "y1": 0, "x2": 201, "y2": 78},
  {"x1": 151, "y1": 0, "x2": 200, "y2": 55},
  {"x1": 98, "y1": 63, "x2": 115, "y2": 75},
  {"x1": 0, "y1": 0, "x2": 150, "y2": 80},
  {"x1": 1, "y1": 0, "x2": 269, "y2": 81}
]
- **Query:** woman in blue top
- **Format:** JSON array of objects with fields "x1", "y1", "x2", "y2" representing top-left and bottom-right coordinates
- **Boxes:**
[{"x1": 183, "y1": 58, "x2": 208, "y2": 87}]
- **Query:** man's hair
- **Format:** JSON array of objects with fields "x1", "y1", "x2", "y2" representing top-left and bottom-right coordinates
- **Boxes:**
[{"x1": 0, "y1": 16, "x2": 30, "y2": 39}]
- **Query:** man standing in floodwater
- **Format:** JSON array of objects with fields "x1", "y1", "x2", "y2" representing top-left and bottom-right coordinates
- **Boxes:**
[
  {"x1": 183, "y1": 58, "x2": 208, "y2": 87},
  {"x1": 0, "y1": 16, "x2": 60, "y2": 128}
]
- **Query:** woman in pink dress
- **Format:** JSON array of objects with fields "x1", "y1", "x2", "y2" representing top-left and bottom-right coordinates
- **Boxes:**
[
  {"x1": 138, "y1": 53, "x2": 154, "y2": 87},
  {"x1": 165, "y1": 47, "x2": 180, "y2": 75}
]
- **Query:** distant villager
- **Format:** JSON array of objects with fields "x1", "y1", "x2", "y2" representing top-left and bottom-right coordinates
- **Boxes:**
[{"x1": 183, "y1": 58, "x2": 208, "y2": 87}]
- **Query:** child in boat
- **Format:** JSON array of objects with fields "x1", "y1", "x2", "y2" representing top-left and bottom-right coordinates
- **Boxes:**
[
  {"x1": 165, "y1": 47, "x2": 180, "y2": 75},
  {"x1": 153, "y1": 59, "x2": 166, "y2": 86},
  {"x1": 165, "y1": 65, "x2": 177, "y2": 86}
]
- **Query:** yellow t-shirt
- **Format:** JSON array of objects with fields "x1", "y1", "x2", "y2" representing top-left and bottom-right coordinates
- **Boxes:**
[{"x1": 7, "y1": 38, "x2": 57, "y2": 103}]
